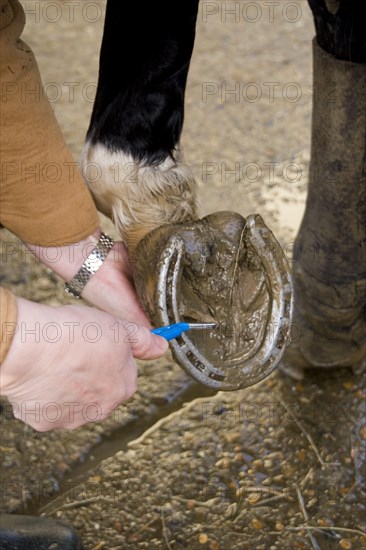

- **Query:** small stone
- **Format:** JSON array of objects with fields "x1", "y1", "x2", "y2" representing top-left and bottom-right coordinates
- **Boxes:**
[
  {"x1": 195, "y1": 507, "x2": 208, "y2": 522},
  {"x1": 282, "y1": 464, "x2": 296, "y2": 476},
  {"x1": 88, "y1": 475, "x2": 102, "y2": 483},
  {"x1": 275, "y1": 522, "x2": 284, "y2": 531},
  {"x1": 186, "y1": 499, "x2": 196, "y2": 509},
  {"x1": 339, "y1": 539, "x2": 352, "y2": 549},
  {"x1": 234, "y1": 453, "x2": 244, "y2": 462},
  {"x1": 209, "y1": 541, "x2": 219, "y2": 550},
  {"x1": 296, "y1": 450, "x2": 306, "y2": 461},
  {"x1": 225, "y1": 503, "x2": 238, "y2": 518},
  {"x1": 224, "y1": 431, "x2": 241, "y2": 443},
  {"x1": 127, "y1": 534, "x2": 142, "y2": 543},
  {"x1": 214, "y1": 498, "x2": 226, "y2": 509},
  {"x1": 359, "y1": 426, "x2": 366, "y2": 440},
  {"x1": 248, "y1": 493, "x2": 261, "y2": 505},
  {"x1": 199, "y1": 533, "x2": 209, "y2": 544},
  {"x1": 215, "y1": 458, "x2": 231, "y2": 468},
  {"x1": 307, "y1": 497, "x2": 317, "y2": 509},
  {"x1": 317, "y1": 518, "x2": 331, "y2": 527},
  {"x1": 251, "y1": 518, "x2": 263, "y2": 529}
]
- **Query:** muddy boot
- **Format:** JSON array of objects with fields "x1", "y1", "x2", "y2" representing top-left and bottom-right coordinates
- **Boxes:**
[
  {"x1": 0, "y1": 514, "x2": 83, "y2": 549},
  {"x1": 282, "y1": 38, "x2": 366, "y2": 378}
]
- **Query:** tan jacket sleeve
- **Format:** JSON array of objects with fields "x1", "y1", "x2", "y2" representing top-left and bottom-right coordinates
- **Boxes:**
[
  {"x1": 0, "y1": 0, "x2": 99, "y2": 246},
  {"x1": 0, "y1": 287, "x2": 17, "y2": 364}
]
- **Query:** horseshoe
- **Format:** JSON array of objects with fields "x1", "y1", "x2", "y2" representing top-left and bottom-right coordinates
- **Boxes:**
[{"x1": 134, "y1": 212, "x2": 293, "y2": 390}]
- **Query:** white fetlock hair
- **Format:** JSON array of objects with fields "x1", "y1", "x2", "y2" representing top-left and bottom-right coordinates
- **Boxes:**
[{"x1": 80, "y1": 142, "x2": 198, "y2": 250}]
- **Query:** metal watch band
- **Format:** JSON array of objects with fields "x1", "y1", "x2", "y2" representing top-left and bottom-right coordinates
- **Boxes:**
[{"x1": 64, "y1": 233, "x2": 114, "y2": 298}]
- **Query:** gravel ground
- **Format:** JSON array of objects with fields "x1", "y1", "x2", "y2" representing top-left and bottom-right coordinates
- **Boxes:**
[
  {"x1": 1, "y1": 1, "x2": 365, "y2": 549},
  {"x1": 44, "y1": 370, "x2": 366, "y2": 550}
]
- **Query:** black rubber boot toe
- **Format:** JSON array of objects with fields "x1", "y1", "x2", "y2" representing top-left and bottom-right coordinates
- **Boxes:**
[{"x1": 0, "y1": 514, "x2": 83, "y2": 550}]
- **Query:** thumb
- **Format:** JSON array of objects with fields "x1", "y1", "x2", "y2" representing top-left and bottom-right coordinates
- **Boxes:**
[{"x1": 130, "y1": 325, "x2": 169, "y2": 360}]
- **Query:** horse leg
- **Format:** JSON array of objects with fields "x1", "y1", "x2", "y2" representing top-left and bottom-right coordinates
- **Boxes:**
[
  {"x1": 81, "y1": 0, "x2": 200, "y2": 252},
  {"x1": 283, "y1": 0, "x2": 366, "y2": 377}
]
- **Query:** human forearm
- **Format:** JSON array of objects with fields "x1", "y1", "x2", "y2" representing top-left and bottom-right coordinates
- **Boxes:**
[{"x1": 0, "y1": 0, "x2": 99, "y2": 246}]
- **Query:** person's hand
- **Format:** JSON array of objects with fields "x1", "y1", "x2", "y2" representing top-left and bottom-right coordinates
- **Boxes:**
[
  {"x1": 0, "y1": 297, "x2": 168, "y2": 431},
  {"x1": 26, "y1": 229, "x2": 152, "y2": 327}
]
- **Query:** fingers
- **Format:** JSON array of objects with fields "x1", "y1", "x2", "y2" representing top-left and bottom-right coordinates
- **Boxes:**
[
  {"x1": 116, "y1": 278, "x2": 154, "y2": 328},
  {"x1": 3, "y1": 299, "x2": 166, "y2": 431},
  {"x1": 11, "y1": 368, "x2": 138, "y2": 431},
  {"x1": 129, "y1": 325, "x2": 169, "y2": 360}
]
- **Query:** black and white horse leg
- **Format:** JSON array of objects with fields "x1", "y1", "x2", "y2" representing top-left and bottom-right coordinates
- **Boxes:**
[
  {"x1": 283, "y1": 0, "x2": 366, "y2": 377},
  {"x1": 81, "y1": 0, "x2": 199, "y2": 251}
]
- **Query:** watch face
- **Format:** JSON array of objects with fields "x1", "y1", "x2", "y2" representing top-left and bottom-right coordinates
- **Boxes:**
[{"x1": 85, "y1": 251, "x2": 103, "y2": 273}]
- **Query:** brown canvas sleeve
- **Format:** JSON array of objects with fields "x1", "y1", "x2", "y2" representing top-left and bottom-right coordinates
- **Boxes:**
[
  {"x1": 0, "y1": 287, "x2": 18, "y2": 364},
  {"x1": 0, "y1": 0, "x2": 99, "y2": 246}
]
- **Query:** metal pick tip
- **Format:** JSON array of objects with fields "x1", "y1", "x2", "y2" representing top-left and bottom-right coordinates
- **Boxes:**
[{"x1": 188, "y1": 323, "x2": 217, "y2": 330}]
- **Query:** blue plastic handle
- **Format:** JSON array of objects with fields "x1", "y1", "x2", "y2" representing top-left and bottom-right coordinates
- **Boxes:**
[{"x1": 151, "y1": 322, "x2": 190, "y2": 341}]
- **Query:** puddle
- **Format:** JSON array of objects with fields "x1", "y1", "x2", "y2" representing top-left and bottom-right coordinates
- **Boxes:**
[{"x1": 23, "y1": 382, "x2": 217, "y2": 516}]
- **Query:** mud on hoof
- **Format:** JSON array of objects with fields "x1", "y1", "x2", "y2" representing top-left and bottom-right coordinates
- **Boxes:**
[{"x1": 133, "y1": 211, "x2": 293, "y2": 390}]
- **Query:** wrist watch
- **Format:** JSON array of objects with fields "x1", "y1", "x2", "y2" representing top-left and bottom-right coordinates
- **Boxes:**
[{"x1": 64, "y1": 232, "x2": 114, "y2": 298}]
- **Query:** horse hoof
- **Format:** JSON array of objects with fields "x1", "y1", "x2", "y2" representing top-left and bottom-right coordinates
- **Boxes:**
[{"x1": 133, "y1": 211, "x2": 293, "y2": 390}]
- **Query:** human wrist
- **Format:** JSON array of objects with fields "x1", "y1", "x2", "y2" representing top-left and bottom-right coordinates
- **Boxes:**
[
  {"x1": 64, "y1": 232, "x2": 115, "y2": 298},
  {"x1": 25, "y1": 228, "x2": 102, "y2": 282}
]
